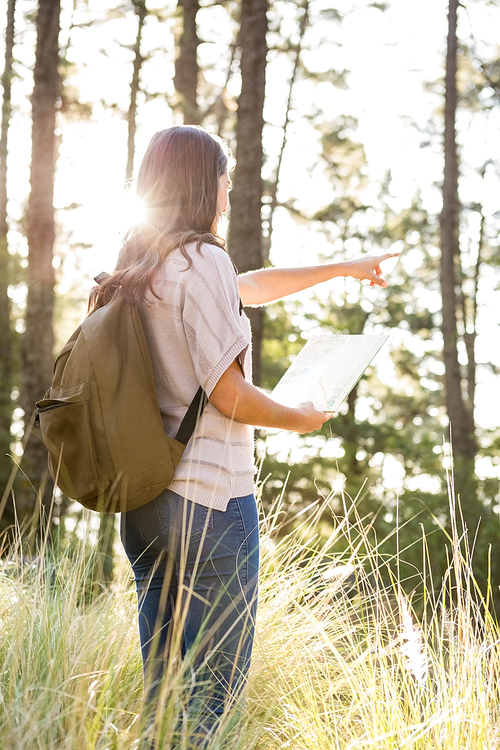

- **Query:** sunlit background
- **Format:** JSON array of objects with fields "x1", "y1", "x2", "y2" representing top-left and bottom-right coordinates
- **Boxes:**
[{"x1": 3, "y1": 0, "x2": 500, "y2": 490}]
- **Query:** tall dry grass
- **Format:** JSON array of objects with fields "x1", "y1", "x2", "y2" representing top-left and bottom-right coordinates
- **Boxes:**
[{"x1": 0, "y1": 478, "x2": 498, "y2": 749}]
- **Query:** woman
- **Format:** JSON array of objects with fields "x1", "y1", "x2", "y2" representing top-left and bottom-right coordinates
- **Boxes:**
[{"x1": 90, "y1": 125, "x2": 396, "y2": 745}]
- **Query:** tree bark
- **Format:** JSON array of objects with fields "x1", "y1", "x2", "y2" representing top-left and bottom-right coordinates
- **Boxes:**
[
  {"x1": 17, "y1": 0, "x2": 61, "y2": 533},
  {"x1": 462, "y1": 174, "x2": 485, "y2": 413},
  {"x1": 266, "y1": 0, "x2": 309, "y2": 255},
  {"x1": 227, "y1": 0, "x2": 268, "y2": 385},
  {"x1": 95, "y1": 1, "x2": 148, "y2": 583},
  {"x1": 437, "y1": 1, "x2": 497, "y2": 594},
  {"x1": 439, "y1": 0, "x2": 476, "y2": 500},
  {"x1": 0, "y1": 0, "x2": 16, "y2": 510},
  {"x1": 174, "y1": 0, "x2": 201, "y2": 125},
  {"x1": 92, "y1": 515, "x2": 117, "y2": 596},
  {"x1": 341, "y1": 382, "x2": 363, "y2": 484},
  {"x1": 126, "y1": 0, "x2": 147, "y2": 182}
]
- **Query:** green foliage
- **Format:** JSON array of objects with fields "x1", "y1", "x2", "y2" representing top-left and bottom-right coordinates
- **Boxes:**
[{"x1": 259, "y1": 158, "x2": 500, "y2": 603}]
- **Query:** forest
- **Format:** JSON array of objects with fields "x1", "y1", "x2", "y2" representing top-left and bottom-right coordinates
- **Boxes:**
[{"x1": 0, "y1": 1, "x2": 500, "y2": 747}]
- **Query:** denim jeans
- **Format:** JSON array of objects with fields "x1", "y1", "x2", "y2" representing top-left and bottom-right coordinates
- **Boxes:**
[{"x1": 120, "y1": 489, "x2": 259, "y2": 738}]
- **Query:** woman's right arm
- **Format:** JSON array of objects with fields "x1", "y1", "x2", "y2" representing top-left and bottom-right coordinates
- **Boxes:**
[{"x1": 209, "y1": 360, "x2": 329, "y2": 434}]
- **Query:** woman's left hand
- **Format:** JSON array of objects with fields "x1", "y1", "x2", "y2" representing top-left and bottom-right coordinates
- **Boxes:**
[{"x1": 346, "y1": 253, "x2": 399, "y2": 288}]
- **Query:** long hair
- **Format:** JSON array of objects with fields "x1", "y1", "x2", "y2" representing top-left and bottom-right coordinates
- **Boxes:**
[{"x1": 88, "y1": 126, "x2": 228, "y2": 313}]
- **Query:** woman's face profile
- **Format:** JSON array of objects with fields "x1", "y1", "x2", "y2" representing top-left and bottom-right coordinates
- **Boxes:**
[{"x1": 217, "y1": 171, "x2": 232, "y2": 215}]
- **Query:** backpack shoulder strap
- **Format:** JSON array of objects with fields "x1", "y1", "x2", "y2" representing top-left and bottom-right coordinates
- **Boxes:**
[
  {"x1": 175, "y1": 386, "x2": 208, "y2": 446},
  {"x1": 91, "y1": 277, "x2": 208, "y2": 448}
]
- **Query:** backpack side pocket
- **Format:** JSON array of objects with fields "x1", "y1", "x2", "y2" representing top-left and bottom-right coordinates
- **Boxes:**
[{"x1": 36, "y1": 382, "x2": 107, "y2": 500}]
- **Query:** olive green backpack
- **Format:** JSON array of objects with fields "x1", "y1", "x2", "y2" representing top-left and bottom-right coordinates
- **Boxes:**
[{"x1": 35, "y1": 290, "x2": 206, "y2": 513}]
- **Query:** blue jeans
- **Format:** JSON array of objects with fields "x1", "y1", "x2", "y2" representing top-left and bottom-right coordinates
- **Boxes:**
[{"x1": 120, "y1": 490, "x2": 259, "y2": 737}]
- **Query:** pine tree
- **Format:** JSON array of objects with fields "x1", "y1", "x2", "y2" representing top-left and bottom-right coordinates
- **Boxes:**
[
  {"x1": 174, "y1": 0, "x2": 201, "y2": 125},
  {"x1": 16, "y1": 0, "x2": 61, "y2": 539},
  {"x1": 0, "y1": 0, "x2": 16, "y2": 513},
  {"x1": 126, "y1": 0, "x2": 148, "y2": 181},
  {"x1": 440, "y1": 0, "x2": 476, "y2": 494},
  {"x1": 227, "y1": 0, "x2": 268, "y2": 384},
  {"x1": 437, "y1": 0, "x2": 500, "y2": 598},
  {"x1": 95, "y1": 0, "x2": 150, "y2": 587}
]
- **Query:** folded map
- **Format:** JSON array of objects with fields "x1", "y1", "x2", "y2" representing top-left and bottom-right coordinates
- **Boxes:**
[{"x1": 271, "y1": 333, "x2": 389, "y2": 412}]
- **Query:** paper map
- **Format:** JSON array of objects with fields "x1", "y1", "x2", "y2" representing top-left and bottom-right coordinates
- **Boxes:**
[{"x1": 271, "y1": 333, "x2": 389, "y2": 412}]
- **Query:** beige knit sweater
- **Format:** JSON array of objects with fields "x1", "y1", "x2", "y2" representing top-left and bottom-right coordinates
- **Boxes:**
[{"x1": 138, "y1": 242, "x2": 255, "y2": 510}]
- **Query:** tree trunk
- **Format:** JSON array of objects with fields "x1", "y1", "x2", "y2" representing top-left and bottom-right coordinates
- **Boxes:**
[
  {"x1": 215, "y1": 43, "x2": 236, "y2": 137},
  {"x1": 227, "y1": 0, "x2": 268, "y2": 385},
  {"x1": 462, "y1": 179, "x2": 485, "y2": 413},
  {"x1": 174, "y1": 0, "x2": 201, "y2": 125},
  {"x1": 438, "y1": 0, "x2": 493, "y2": 588},
  {"x1": 126, "y1": 0, "x2": 147, "y2": 182},
  {"x1": 92, "y1": 514, "x2": 117, "y2": 596},
  {"x1": 17, "y1": 0, "x2": 61, "y2": 536},
  {"x1": 266, "y1": 0, "x2": 309, "y2": 255},
  {"x1": 95, "y1": 2, "x2": 148, "y2": 583},
  {"x1": 341, "y1": 382, "x2": 363, "y2": 484},
  {"x1": 439, "y1": 0, "x2": 476, "y2": 503},
  {"x1": 0, "y1": 0, "x2": 16, "y2": 514}
]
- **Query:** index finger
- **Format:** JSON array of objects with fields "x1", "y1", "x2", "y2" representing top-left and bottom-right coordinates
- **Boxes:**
[{"x1": 379, "y1": 252, "x2": 400, "y2": 261}]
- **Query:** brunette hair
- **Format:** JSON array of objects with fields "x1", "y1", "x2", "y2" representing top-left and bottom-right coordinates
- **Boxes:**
[{"x1": 88, "y1": 125, "x2": 228, "y2": 312}]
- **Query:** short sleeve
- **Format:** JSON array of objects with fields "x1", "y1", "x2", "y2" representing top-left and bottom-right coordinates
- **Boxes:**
[{"x1": 180, "y1": 244, "x2": 249, "y2": 396}]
